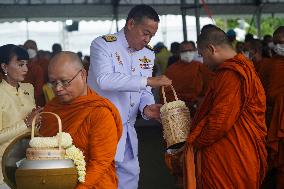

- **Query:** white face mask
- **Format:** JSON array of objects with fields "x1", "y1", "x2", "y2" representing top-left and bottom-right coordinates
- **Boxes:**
[
  {"x1": 243, "y1": 51, "x2": 251, "y2": 60},
  {"x1": 180, "y1": 51, "x2": 195, "y2": 63},
  {"x1": 27, "y1": 48, "x2": 37, "y2": 59},
  {"x1": 274, "y1": 44, "x2": 284, "y2": 56}
]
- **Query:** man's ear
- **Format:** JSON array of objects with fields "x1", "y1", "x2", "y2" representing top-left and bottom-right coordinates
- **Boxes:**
[
  {"x1": 207, "y1": 44, "x2": 216, "y2": 55},
  {"x1": 126, "y1": 18, "x2": 135, "y2": 31},
  {"x1": 81, "y1": 69, "x2": 87, "y2": 78}
]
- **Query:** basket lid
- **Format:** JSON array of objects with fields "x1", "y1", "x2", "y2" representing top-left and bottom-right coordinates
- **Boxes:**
[{"x1": 2, "y1": 132, "x2": 32, "y2": 189}]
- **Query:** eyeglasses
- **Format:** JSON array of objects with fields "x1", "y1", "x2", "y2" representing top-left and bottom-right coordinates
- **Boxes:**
[{"x1": 49, "y1": 69, "x2": 82, "y2": 88}]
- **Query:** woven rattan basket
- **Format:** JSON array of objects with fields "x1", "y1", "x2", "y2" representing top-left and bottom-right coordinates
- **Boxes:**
[
  {"x1": 26, "y1": 112, "x2": 65, "y2": 160},
  {"x1": 161, "y1": 85, "x2": 191, "y2": 149}
]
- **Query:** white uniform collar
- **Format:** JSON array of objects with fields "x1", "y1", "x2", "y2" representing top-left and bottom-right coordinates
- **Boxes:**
[
  {"x1": 118, "y1": 28, "x2": 136, "y2": 53},
  {"x1": 118, "y1": 28, "x2": 129, "y2": 48}
]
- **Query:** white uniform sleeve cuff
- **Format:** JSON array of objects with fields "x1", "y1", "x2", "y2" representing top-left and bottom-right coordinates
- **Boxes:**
[{"x1": 140, "y1": 77, "x2": 148, "y2": 90}]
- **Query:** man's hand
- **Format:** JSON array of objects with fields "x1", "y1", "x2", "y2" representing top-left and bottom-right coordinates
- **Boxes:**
[
  {"x1": 147, "y1": 75, "x2": 172, "y2": 88},
  {"x1": 143, "y1": 104, "x2": 162, "y2": 120}
]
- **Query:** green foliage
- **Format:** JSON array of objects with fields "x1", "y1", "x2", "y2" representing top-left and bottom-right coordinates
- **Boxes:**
[{"x1": 214, "y1": 16, "x2": 284, "y2": 38}]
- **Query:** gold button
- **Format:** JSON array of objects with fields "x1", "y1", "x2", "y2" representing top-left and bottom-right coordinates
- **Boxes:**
[
  {"x1": 16, "y1": 93, "x2": 19, "y2": 96},
  {"x1": 21, "y1": 104, "x2": 24, "y2": 106}
]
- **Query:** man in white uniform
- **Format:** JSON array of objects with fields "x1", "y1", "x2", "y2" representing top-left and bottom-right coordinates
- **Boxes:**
[{"x1": 87, "y1": 4, "x2": 172, "y2": 189}]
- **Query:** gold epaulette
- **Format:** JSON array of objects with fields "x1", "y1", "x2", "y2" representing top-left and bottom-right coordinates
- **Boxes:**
[
  {"x1": 145, "y1": 44, "x2": 154, "y2": 51},
  {"x1": 102, "y1": 35, "x2": 117, "y2": 42}
]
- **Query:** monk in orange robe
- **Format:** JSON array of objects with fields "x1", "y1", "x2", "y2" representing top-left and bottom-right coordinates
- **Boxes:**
[
  {"x1": 243, "y1": 39, "x2": 268, "y2": 73},
  {"x1": 23, "y1": 40, "x2": 46, "y2": 107},
  {"x1": 39, "y1": 51, "x2": 122, "y2": 189},
  {"x1": 184, "y1": 25, "x2": 267, "y2": 189},
  {"x1": 266, "y1": 26, "x2": 284, "y2": 189},
  {"x1": 163, "y1": 41, "x2": 214, "y2": 118},
  {"x1": 24, "y1": 60, "x2": 45, "y2": 106}
]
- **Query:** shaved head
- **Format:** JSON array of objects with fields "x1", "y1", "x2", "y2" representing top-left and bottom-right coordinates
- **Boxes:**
[
  {"x1": 197, "y1": 24, "x2": 232, "y2": 49},
  {"x1": 48, "y1": 51, "x2": 87, "y2": 103},
  {"x1": 49, "y1": 51, "x2": 83, "y2": 72},
  {"x1": 197, "y1": 24, "x2": 237, "y2": 71}
]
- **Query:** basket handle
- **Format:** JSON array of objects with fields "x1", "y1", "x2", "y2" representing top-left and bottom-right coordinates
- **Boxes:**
[
  {"x1": 31, "y1": 112, "x2": 62, "y2": 150},
  {"x1": 162, "y1": 85, "x2": 179, "y2": 104}
]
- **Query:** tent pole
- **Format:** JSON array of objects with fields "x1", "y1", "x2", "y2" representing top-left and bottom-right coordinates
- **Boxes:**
[
  {"x1": 195, "y1": 0, "x2": 201, "y2": 36},
  {"x1": 181, "y1": 0, "x2": 187, "y2": 41}
]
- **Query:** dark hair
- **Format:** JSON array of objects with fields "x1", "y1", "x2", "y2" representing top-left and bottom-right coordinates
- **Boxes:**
[
  {"x1": 245, "y1": 33, "x2": 254, "y2": 43},
  {"x1": 0, "y1": 44, "x2": 29, "y2": 75},
  {"x1": 0, "y1": 44, "x2": 29, "y2": 64},
  {"x1": 126, "y1": 4, "x2": 160, "y2": 24},
  {"x1": 181, "y1": 41, "x2": 196, "y2": 48},
  {"x1": 170, "y1": 42, "x2": 180, "y2": 54},
  {"x1": 197, "y1": 24, "x2": 231, "y2": 49},
  {"x1": 52, "y1": 43, "x2": 62, "y2": 53}
]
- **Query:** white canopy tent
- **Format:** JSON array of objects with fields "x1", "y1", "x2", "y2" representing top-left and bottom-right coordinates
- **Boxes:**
[{"x1": 0, "y1": 0, "x2": 283, "y2": 39}]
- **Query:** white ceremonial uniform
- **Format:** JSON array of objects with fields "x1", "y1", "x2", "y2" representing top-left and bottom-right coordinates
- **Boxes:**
[{"x1": 87, "y1": 28, "x2": 155, "y2": 189}]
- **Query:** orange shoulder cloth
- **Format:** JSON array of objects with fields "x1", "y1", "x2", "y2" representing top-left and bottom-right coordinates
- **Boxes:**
[{"x1": 39, "y1": 87, "x2": 122, "y2": 140}]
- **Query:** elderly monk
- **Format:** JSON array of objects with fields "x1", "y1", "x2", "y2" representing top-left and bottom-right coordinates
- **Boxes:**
[
  {"x1": 39, "y1": 51, "x2": 122, "y2": 189},
  {"x1": 266, "y1": 26, "x2": 284, "y2": 189},
  {"x1": 184, "y1": 25, "x2": 267, "y2": 189}
]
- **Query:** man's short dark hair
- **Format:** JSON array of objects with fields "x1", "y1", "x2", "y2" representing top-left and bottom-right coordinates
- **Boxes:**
[
  {"x1": 126, "y1": 4, "x2": 160, "y2": 24},
  {"x1": 197, "y1": 24, "x2": 231, "y2": 49}
]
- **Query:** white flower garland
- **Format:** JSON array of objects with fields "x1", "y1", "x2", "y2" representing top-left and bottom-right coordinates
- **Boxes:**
[
  {"x1": 65, "y1": 145, "x2": 86, "y2": 183},
  {"x1": 29, "y1": 132, "x2": 73, "y2": 148},
  {"x1": 29, "y1": 132, "x2": 86, "y2": 183}
]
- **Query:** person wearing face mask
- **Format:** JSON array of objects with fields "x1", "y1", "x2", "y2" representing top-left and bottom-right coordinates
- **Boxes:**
[
  {"x1": 23, "y1": 40, "x2": 46, "y2": 107},
  {"x1": 164, "y1": 40, "x2": 213, "y2": 115},
  {"x1": 243, "y1": 39, "x2": 267, "y2": 72},
  {"x1": 0, "y1": 44, "x2": 42, "y2": 188},
  {"x1": 265, "y1": 26, "x2": 284, "y2": 189},
  {"x1": 262, "y1": 34, "x2": 274, "y2": 58}
]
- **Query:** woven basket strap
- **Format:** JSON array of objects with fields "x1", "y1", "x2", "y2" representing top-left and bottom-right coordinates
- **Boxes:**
[
  {"x1": 31, "y1": 112, "x2": 62, "y2": 150},
  {"x1": 162, "y1": 85, "x2": 179, "y2": 104}
]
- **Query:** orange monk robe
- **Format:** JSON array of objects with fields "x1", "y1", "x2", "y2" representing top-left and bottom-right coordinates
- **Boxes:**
[
  {"x1": 265, "y1": 55, "x2": 284, "y2": 189},
  {"x1": 185, "y1": 54, "x2": 267, "y2": 189},
  {"x1": 162, "y1": 60, "x2": 214, "y2": 187},
  {"x1": 24, "y1": 59, "x2": 45, "y2": 106},
  {"x1": 258, "y1": 57, "x2": 273, "y2": 94},
  {"x1": 38, "y1": 58, "x2": 50, "y2": 83},
  {"x1": 252, "y1": 59, "x2": 262, "y2": 73},
  {"x1": 40, "y1": 88, "x2": 123, "y2": 189},
  {"x1": 163, "y1": 60, "x2": 214, "y2": 116}
]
